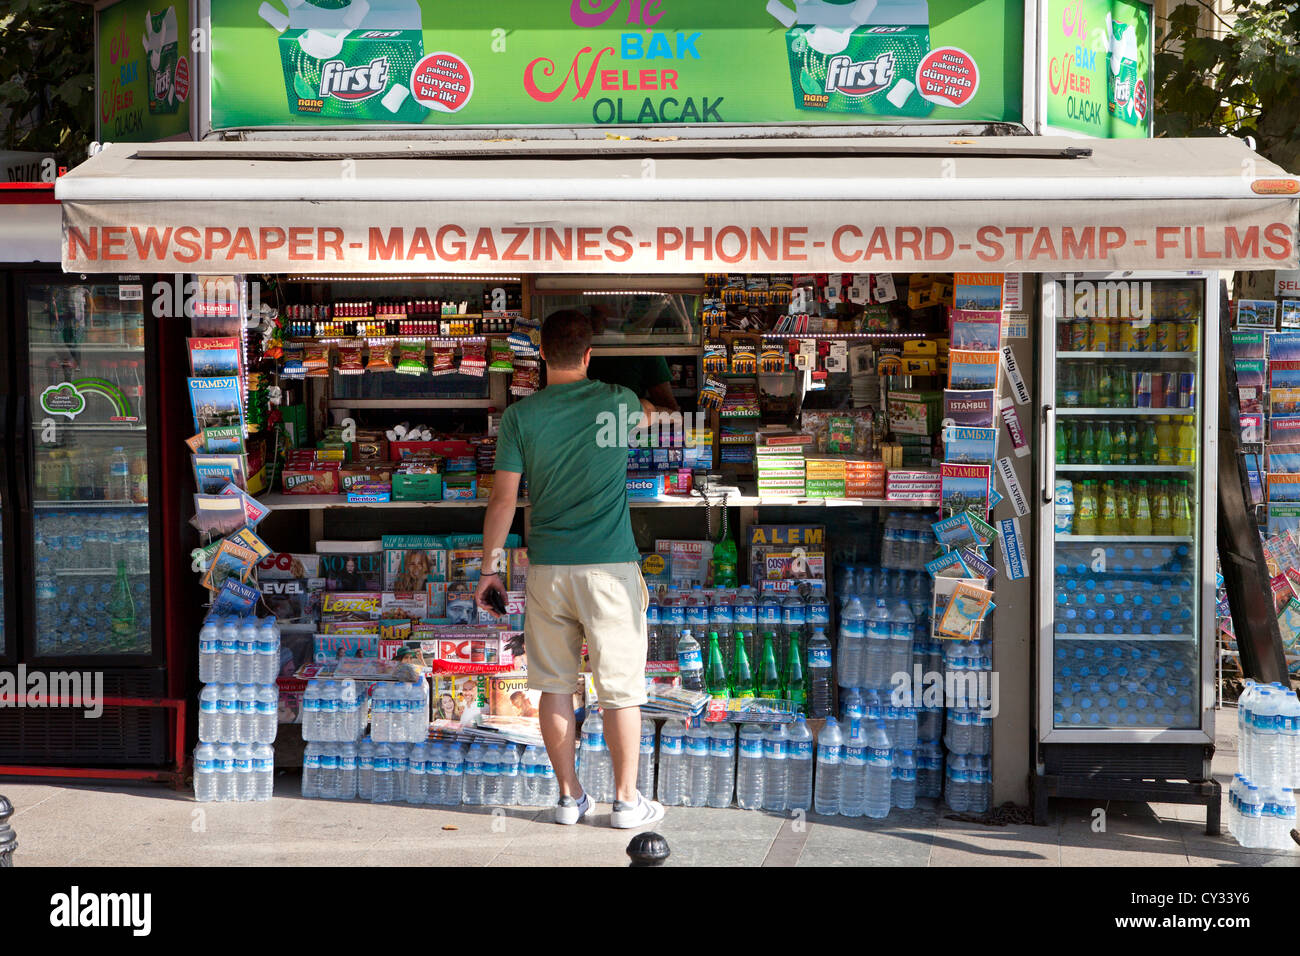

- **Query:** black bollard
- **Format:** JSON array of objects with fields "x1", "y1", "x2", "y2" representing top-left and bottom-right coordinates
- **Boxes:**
[
  {"x1": 0, "y1": 795, "x2": 15, "y2": 867},
  {"x1": 626, "y1": 831, "x2": 670, "y2": 867}
]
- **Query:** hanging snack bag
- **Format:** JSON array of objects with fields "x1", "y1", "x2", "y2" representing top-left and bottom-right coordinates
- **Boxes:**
[
  {"x1": 510, "y1": 358, "x2": 540, "y2": 396},
  {"x1": 509, "y1": 315, "x2": 541, "y2": 356},
  {"x1": 459, "y1": 340, "x2": 487, "y2": 377},
  {"x1": 337, "y1": 340, "x2": 366, "y2": 375},
  {"x1": 429, "y1": 345, "x2": 457, "y2": 376},
  {"x1": 367, "y1": 342, "x2": 395, "y2": 373},
  {"x1": 489, "y1": 338, "x2": 514, "y2": 373},
  {"x1": 396, "y1": 342, "x2": 428, "y2": 375}
]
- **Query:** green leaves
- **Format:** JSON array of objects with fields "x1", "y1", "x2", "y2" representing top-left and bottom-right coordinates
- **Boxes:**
[{"x1": 0, "y1": 0, "x2": 93, "y2": 164}]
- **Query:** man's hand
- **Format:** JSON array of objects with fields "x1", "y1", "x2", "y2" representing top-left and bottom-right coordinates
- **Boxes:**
[{"x1": 475, "y1": 573, "x2": 507, "y2": 616}]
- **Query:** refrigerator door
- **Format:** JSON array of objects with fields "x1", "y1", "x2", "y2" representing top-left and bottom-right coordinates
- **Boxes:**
[
  {"x1": 1039, "y1": 273, "x2": 1217, "y2": 744},
  {"x1": 20, "y1": 275, "x2": 160, "y2": 662}
]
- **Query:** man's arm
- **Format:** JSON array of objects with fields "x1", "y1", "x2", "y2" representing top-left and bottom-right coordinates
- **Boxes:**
[
  {"x1": 475, "y1": 469, "x2": 522, "y2": 611},
  {"x1": 645, "y1": 379, "x2": 680, "y2": 413}
]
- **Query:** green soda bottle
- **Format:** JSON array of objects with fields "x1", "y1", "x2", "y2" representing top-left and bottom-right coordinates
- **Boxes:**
[
  {"x1": 108, "y1": 559, "x2": 136, "y2": 637},
  {"x1": 757, "y1": 632, "x2": 782, "y2": 700},
  {"x1": 1096, "y1": 420, "x2": 1113, "y2": 466},
  {"x1": 1056, "y1": 419, "x2": 1069, "y2": 464},
  {"x1": 784, "y1": 637, "x2": 806, "y2": 715},
  {"x1": 1080, "y1": 421, "x2": 1097, "y2": 465},
  {"x1": 1141, "y1": 422, "x2": 1159, "y2": 465},
  {"x1": 732, "y1": 638, "x2": 756, "y2": 699},
  {"x1": 1083, "y1": 364, "x2": 1100, "y2": 406},
  {"x1": 1110, "y1": 365, "x2": 1128, "y2": 406},
  {"x1": 705, "y1": 631, "x2": 730, "y2": 699},
  {"x1": 1112, "y1": 420, "x2": 1128, "y2": 465},
  {"x1": 1096, "y1": 364, "x2": 1114, "y2": 405},
  {"x1": 712, "y1": 532, "x2": 739, "y2": 589}
]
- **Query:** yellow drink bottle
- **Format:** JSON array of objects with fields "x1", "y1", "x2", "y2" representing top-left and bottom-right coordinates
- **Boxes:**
[{"x1": 1133, "y1": 480, "x2": 1153, "y2": 535}]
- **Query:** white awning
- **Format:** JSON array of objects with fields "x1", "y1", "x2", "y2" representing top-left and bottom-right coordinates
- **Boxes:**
[
  {"x1": 1, "y1": 199, "x2": 62, "y2": 263},
  {"x1": 56, "y1": 136, "x2": 1300, "y2": 274}
]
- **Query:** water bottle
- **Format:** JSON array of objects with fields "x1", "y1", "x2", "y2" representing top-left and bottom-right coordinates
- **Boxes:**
[
  {"x1": 217, "y1": 683, "x2": 239, "y2": 742},
  {"x1": 236, "y1": 617, "x2": 258, "y2": 684},
  {"x1": 230, "y1": 743, "x2": 253, "y2": 801},
  {"x1": 318, "y1": 741, "x2": 339, "y2": 799},
  {"x1": 761, "y1": 724, "x2": 789, "y2": 811},
  {"x1": 781, "y1": 590, "x2": 807, "y2": 672},
  {"x1": 253, "y1": 742, "x2": 275, "y2": 801},
  {"x1": 814, "y1": 718, "x2": 843, "y2": 816},
  {"x1": 864, "y1": 599, "x2": 892, "y2": 690},
  {"x1": 333, "y1": 740, "x2": 354, "y2": 800},
  {"x1": 534, "y1": 747, "x2": 555, "y2": 808},
  {"x1": 237, "y1": 684, "x2": 257, "y2": 744},
  {"x1": 806, "y1": 627, "x2": 834, "y2": 719},
  {"x1": 301, "y1": 742, "x2": 321, "y2": 798},
  {"x1": 482, "y1": 742, "x2": 503, "y2": 806},
  {"x1": 785, "y1": 716, "x2": 814, "y2": 811},
  {"x1": 1252, "y1": 690, "x2": 1279, "y2": 784},
  {"x1": 758, "y1": 590, "x2": 782, "y2": 663},
  {"x1": 646, "y1": 588, "x2": 663, "y2": 662},
  {"x1": 1238, "y1": 681, "x2": 1257, "y2": 776},
  {"x1": 864, "y1": 722, "x2": 893, "y2": 819},
  {"x1": 664, "y1": 585, "x2": 686, "y2": 646},
  {"x1": 194, "y1": 743, "x2": 218, "y2": 802},
  {"x1": 462, "y1": 741, "x2": 484, "y2": 805},
  {"x1": 658, "y1": 719, "x2": 686, "y2": 806},
  {"x1": 198, "y1": 684, "x2": 221, "y2": 742},
  {"x1": 837, "y1": 596, "x2": 867, "y2": 690},
  {"x1": 840, "y1": 686, "x2": 864, "y2": 738},
  {"x1": 520, "y1": 745, "x2": 541, "y2": 806},
  {"x1": 502, "y1": 745, "x2": 522, "y2": 806},
  {"x1": 403, "y1": 741, "x2": 426, "y2": 804},
  {"x1": 969, "y1": 755, "x2": 991, "y2": 813},
  {"x1": 1238, "y1": 784, "x2": 1261, "y2": 847},
  {"x1": 356, "y1": 736, "x2": 375, "y2": 800},
  {"x1": 685, "y1": 722, "x2": 712, "y2": 807},
  {"x1": 580, "y1": 709, "x2": 610, "y2": 802},
  {"x1": 685, "y1": 585, "x2": 710, "y2": 634},
  {"x1": 371, "y1": 742, "x2": 396, "y2": 803},
  {"x1": 888, "y1": 599, "x2": 915, "y2": 689},
  {"x1": 734, "y1": 586, "x2": 758, "y2": 644},
  {"x1": 638, "y1": 718, "x2": 657, "y2": 800},
  {"x1": 892, "y1": 749, "x2": 917, "y2": 810},
  {"x1": 676, "y1": 628, "x2": 704, "y2": 693},
  {"x1": 256, "y1": 618, "x2": 280, "y2": 684},
  {"x1": 108, "y1": 446, "x2": 131, "y2": 501},
  {"x1": 708, "y1": 722, "x2": 736, "y2": 808},
  {"x1": 1280, "y1": 693, "x2": 1300, "y2": 789},
  {"x1": 945, "y1": 754, "x2": 970, "y2": 812},
  {"x1": 806, "y1": 582, "x2": 830, "y2": 631},
  {"x1": 736, "y1": 723, "x2": 765, "y2": 810},
  {"x1": 199, "y1": 618, "x2": 220, "y2": 684},
  {"x1": 710, "y1": 590, "x2": 736, "y2": 668},
  {"x1": 210, "y1": 743, "x2": 233, "y2": 802},
  {"x1": 391, "y1": 743, "x2": 411, "y2": 802},
  {"x1": 218, "y1": 617, "x2": 240, "y2": 684},
  {"x1": 916, "y1": 741, "x2": 944, "y2": 799},
  {"x1": 840, "y1": 727, "x2": 867, "y2": 817},
  {"x1": 895, "y1": 704, "x2": 918, "y2": 752}
]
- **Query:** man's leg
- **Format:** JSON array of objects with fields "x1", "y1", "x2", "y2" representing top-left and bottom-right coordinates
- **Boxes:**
[
  {"x1": 603, "y1": 704, "x2": 642, "y2": 804},
  {"x1": 539, "y1": 692, "x2": 583, "y2": 799}
]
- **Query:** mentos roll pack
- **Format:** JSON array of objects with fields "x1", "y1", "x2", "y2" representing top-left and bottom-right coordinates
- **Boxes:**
[
  {"x1": 768, "y1": 0, "x2": 933, "y2": 118},
  {"x1": 258, "y1": 0, "x2": 426, "y2": 122}
]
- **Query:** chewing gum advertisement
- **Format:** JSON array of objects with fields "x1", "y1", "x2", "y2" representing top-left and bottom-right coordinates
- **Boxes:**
[
  {"x1": 1045, "y1": 0, "x2": 1152, "y2": 138},
  {"x1": 97, "y1": 0, "x2": 192, "y2": 140},
  {"x1": 209, "y1": 0, "x2": 1022, "y2": 130}
]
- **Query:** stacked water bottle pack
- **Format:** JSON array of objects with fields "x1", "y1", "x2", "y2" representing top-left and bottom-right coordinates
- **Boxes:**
[
  {"x1": 941, "y1": 634, "x2": 993, "y2": 815},
  {"x1": 1228, "y1": 680, "x2": 1300, "y2": 849},
  {"x1": 654, "y1": 715, "x2": 815, "y2": 812},
  {"x1": 194, "y1": 615, "x2": 281, "y2": 803}
]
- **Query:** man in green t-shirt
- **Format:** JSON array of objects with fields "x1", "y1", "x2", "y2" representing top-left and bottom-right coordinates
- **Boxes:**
[
  {"x1": 476, "y1": 310, "x2": 666, "y2": 830},
  {"x1": 587, "y1": 355, "x2": 679, "y2": 413}
]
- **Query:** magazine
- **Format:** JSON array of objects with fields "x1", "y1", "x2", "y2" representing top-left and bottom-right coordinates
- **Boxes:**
[
  {"x1": 188, "y1": 376, "x2": 244, "y2": 434},
  {"x1": 193, "y1": 455, "x2": 241, "y2": 495},
  {"x1": 953, "y1": 273, "x2": 1004, "y2": 312},
  {"x1": 188, "y1": 337, "x2": 242, "y2": 378},
  {"x1": 942, "y1": 425, "x2": 998, "y2": 465},
  {"x1": 935, "y1": 580, "x2": 996, "y2": 640},
  {"x1": 949, "y1": 310, "x2": 1002, "y2": 351},
  {"x1": 1269, "y1": 331, "x2": 1300, "y2": 361},
  {"x1": 943, "y1": 389, "x2": 997, "y2": 427},
  {"x1": 947, "y1": 350, "x2": 1000, "y2": 391},
  {"x1": 200, "y1": 538, "x2": 258, "y2": 592},
  {"x1": 940, "y1": 463, "x2": 992, "y2": 520}
]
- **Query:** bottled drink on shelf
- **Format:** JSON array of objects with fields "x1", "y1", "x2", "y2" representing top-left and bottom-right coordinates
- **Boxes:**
[
  {"x1": 675, "y1": 628, "x2": 704, "y2": 692},
  {"x1": 757, "y1": 632, "x2": 782, "y2": 699},
  {"x1": 736, "y1": 723, "x2": 765, "y2": 811},
  {"x1": 761, "y1": 724, "x2": 788, "y2": 812},
  {"x1": 806, "y1": 627, "x2": 834, "y2": 718},
  {"x1": 657, "y1": 719, "x2": 686, "y2": 806},
  {"x1": 732, "y1": 637, "x2": 756, "y2": 699},
  {"x1": 708, "y1": 722, "x2": 736, "y2": 808},
  {"x1": 637, "y1": 717, "x2": 656, "y2": 800},
  {"x1": 685, "y1": 722, "x2": 712, "y2": 807},
  {"x1": 814, "y1": 717, "x2": 844, "y2": 816},
  {"x1": 784, "y1": 636, "x2": 806, "y2": 714},
  {"x1": 705, "y1": 631, "x2": 729, "y2": 699},
  {"x1": 786, "y1": 716, "x2": 814, "y2": 811}
]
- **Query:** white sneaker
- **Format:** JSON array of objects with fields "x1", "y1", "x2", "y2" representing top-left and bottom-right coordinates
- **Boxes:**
[
  {"x1": 610, "y1": 791, "x2": 666, "y2": 829},
  {"x1": 555, "y1": 792, "x2": 592, "y2": 825}
]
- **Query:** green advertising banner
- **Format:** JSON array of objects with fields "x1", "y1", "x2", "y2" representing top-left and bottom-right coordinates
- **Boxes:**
[
  {"x1": 209, "y1": 0, "x2": 1024, "y2": 130},
  {"x1": 97, "y1": 0, "x2": 193, "y2": 141},
  {"x1": 1044, "y1": 0, "x2": 1152, "y2": 137}
]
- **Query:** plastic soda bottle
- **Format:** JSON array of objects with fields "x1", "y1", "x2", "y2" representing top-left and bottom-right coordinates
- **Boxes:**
[
  {"x1": 784, "y1": 636, "x2": 806, "y2": 715},
  {"x1": 1152, "y1": 480, "x2": 1173, "y2": 535},
  {"x1": 705, "y1": 631, "x2": 729, "y2": 699},
  {"x1": 1096, "y1": 420, "x2": 1113, "y2": 466},
  {"x1": 1075, "y1": 481, "x2": 1099, "y2": 535},
  {"x1": 732, "y1": 639, "x2": 756, "y2": 699},
  {"x1": 1172, "y1": 481, "x2": 1194, "y2": 537},
  {"x1": 1080, "y1": 422, "x2": 1097, "y2": 465},
  {"x1": 757, "y1": 632, "x2": 782, "y2": 699},
  {"x1": 1133, "y1": 480, "x2": 1153, "y2": 535}
]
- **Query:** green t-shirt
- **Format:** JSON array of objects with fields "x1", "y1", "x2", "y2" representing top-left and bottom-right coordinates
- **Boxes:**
[
  {"x1": 587, "y1": 356, "x2": 672, "y2": 400},
  {"x1": 494, "y1": 378, "x2": 641, "y2": 566}
]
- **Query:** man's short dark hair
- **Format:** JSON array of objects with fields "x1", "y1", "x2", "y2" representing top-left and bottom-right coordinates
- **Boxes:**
[{"x1": 541, "y1": 309, "x2": 592, "y2": 369}]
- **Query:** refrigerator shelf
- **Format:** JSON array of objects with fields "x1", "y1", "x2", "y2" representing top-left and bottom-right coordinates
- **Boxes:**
[
  {"x1": 1053, "y1": 633, "x2": 1196, "y2": 642},
  {"x1": 1057, "y1": 408, "x2": 1196, "y2": 417},
  {"x1": 1055, "y1": 464, "x2": 1195, "y2": 473},
  {"x1": 28, "y1": 343, "x2": 146, "y2": 354},
  {"x1": 30, "y1": 423, "x2": 147, "y2": 431},
  {"x1": 34, "y1": 500, "x2": 148, "y2": 510},
  {"x1": 1056, "y1": 535, "x2": 1194, "y2": 543},
  {"x1": 1056, "y1": 351, "x2": 1197, "y2": 360}
]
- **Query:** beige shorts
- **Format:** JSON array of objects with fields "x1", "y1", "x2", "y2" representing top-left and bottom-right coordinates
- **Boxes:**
[{"x1": 524, "y1": 562, "x2": 649, "y2": 709}]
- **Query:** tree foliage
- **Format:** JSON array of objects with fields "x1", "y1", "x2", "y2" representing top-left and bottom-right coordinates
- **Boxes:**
[
  {"x1": 0, "y1": 0, "x2": 94, "y2": 165},
  {"x1": 1156, "y1": 1, "x2": 1300, "y2": 170}
]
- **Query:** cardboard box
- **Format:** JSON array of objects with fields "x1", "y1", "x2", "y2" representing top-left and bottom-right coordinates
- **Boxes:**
[{"x1": 281, "y1": 462, "x2": 340, "y2": 495}]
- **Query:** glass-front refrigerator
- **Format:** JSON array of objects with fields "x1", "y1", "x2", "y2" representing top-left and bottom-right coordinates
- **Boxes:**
[
  {"x1": 1039, "y1": 273, "x2": 1218, "y2": 746},
  {"x1": 8, "y1": 274, "x2": 164, "y2": 665}
]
